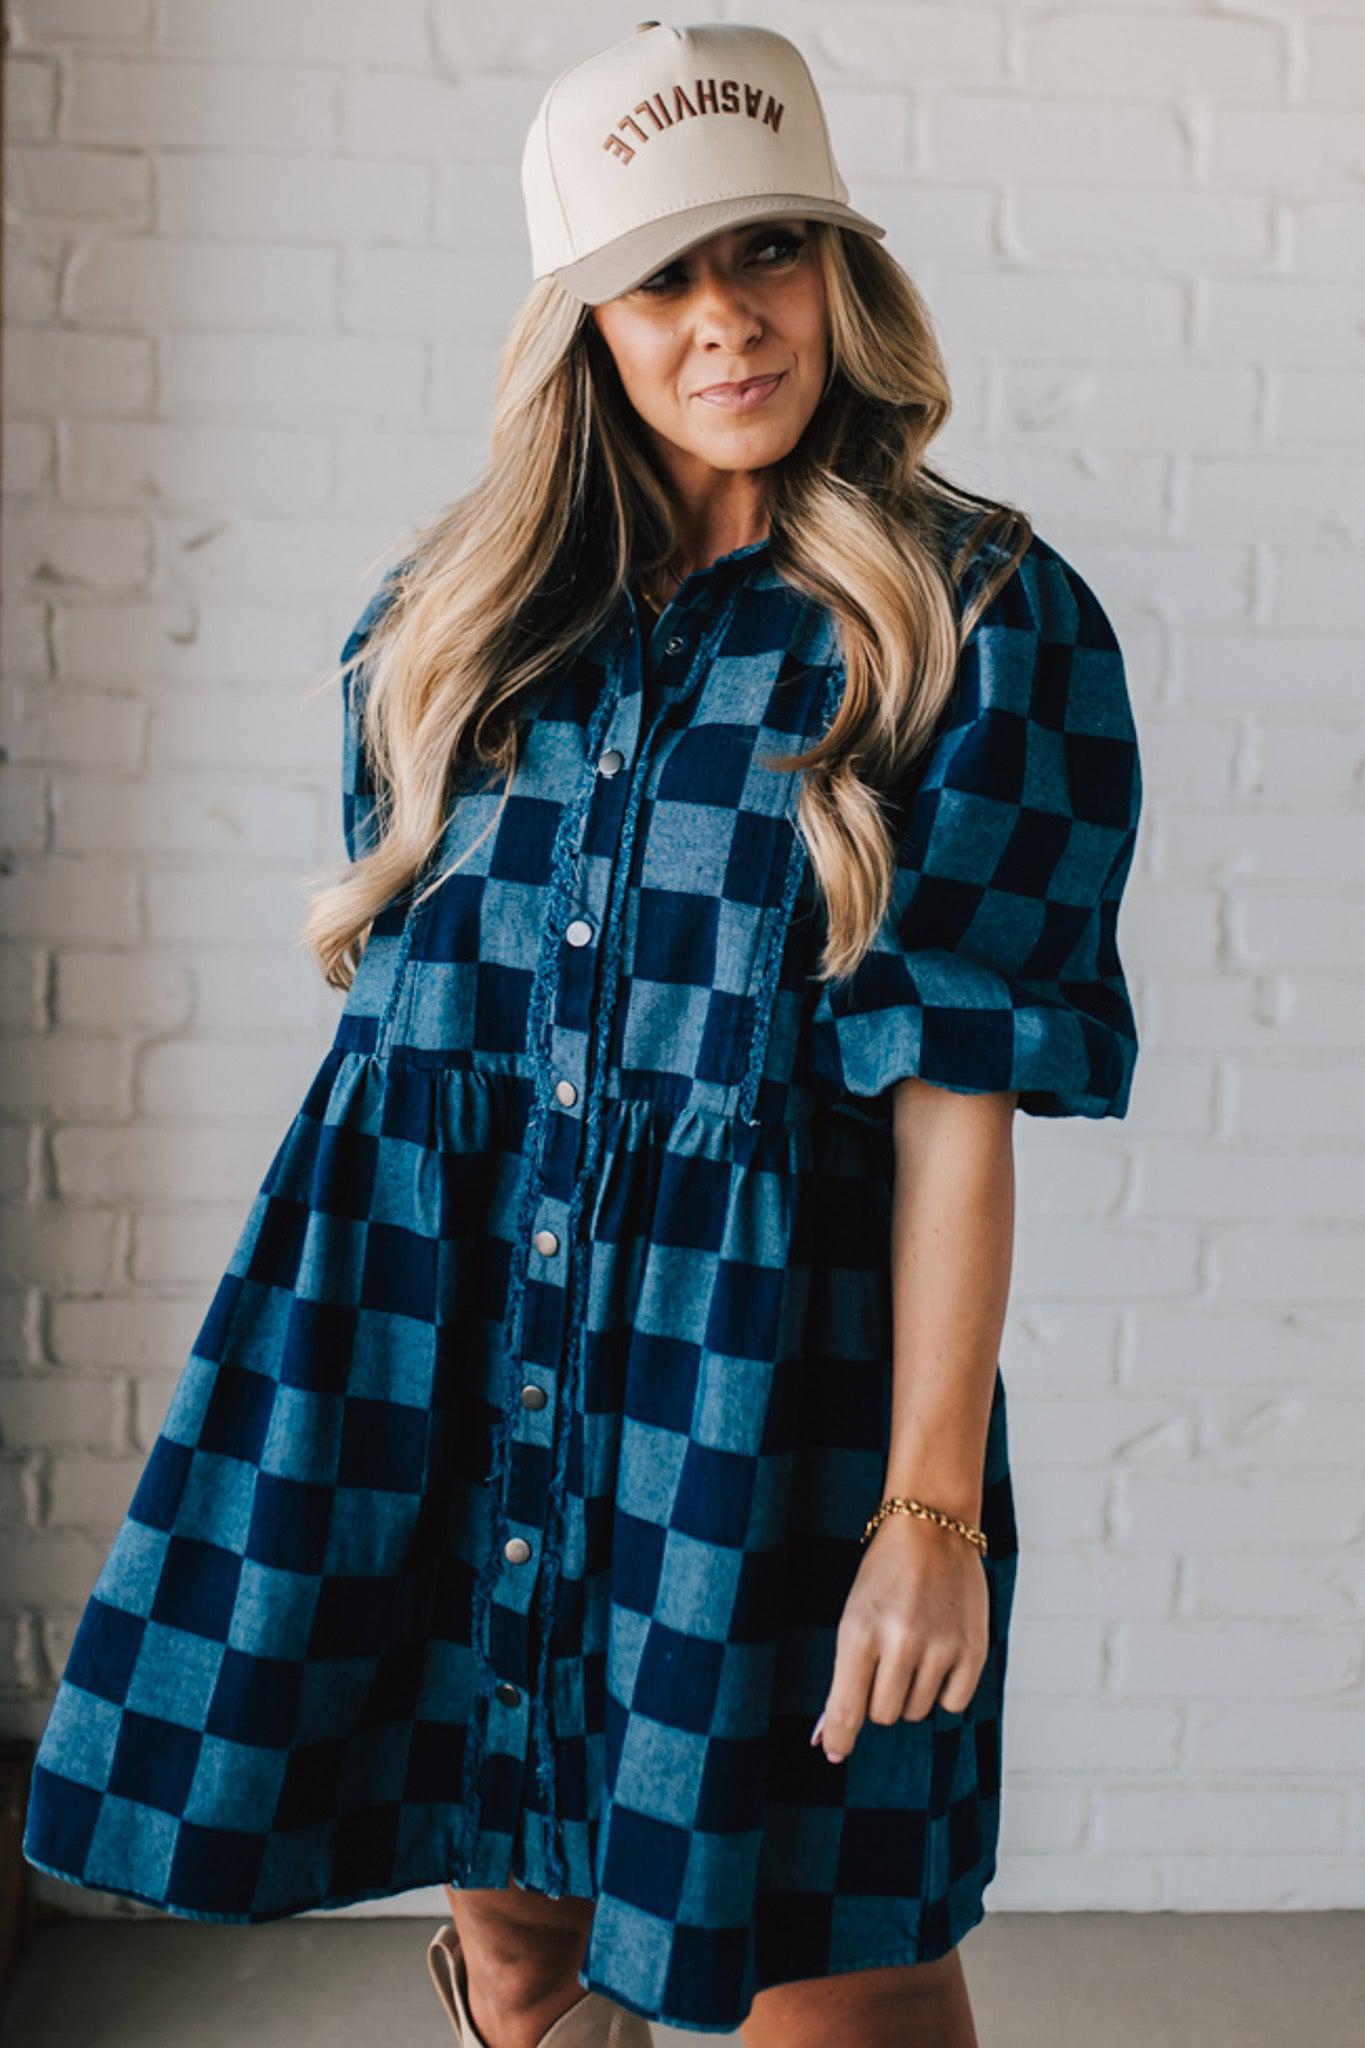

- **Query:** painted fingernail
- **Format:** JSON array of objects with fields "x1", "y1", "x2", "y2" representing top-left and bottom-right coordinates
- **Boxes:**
[
  {"x1": 809, "y1": 1711, "x2": 825, "y2": 1745},
  {"x1": 824, "y1": 1749, "x2": 846, "y2": 1763}
]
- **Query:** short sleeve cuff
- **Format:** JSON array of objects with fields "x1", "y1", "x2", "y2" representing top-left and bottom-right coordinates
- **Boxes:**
[{"x1": 810, "y1": 951, "x2": 1138, "y2": 1119}]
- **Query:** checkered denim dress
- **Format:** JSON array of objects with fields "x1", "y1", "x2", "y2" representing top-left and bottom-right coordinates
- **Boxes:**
[{"x1": 24, "y1": 528, "x2": 1141, "y2": 2034}]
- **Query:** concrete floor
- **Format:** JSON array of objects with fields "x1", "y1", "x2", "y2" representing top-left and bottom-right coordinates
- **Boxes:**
[{"x1": 2, "y1": 1910, "x2": 1362, "y2": 2047}]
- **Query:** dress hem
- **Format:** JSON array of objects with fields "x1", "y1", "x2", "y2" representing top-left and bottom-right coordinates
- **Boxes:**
[
  {"x1": 23, "y1": 1847, "x2": 995, "y2": 2036},
  {"x1": 577, "y1": 1889, "x2": 994, "y2": 2035},
  {"x1": 20, "y1": 1849, "x2": 467, "y2": 1928}
]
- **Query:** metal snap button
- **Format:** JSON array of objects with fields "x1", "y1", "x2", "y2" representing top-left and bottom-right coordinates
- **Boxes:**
[
  {"x1": 565, "y1": 917, "x2": 593, "y2": 947},
  {"x1": 533, "y1": 1227, "x2": 559, "y2": 1256},
  {"x1": 504, "y1": 1536, "x2": 532, "y2": 1565},
  {"x1": 520, "y1": 1383, "x2": 547, "y2": 1410},
  {"x1": 598, "y1": 748, "x2": 624, "y2": 776},
  {"x1": 663, "y1": 635, "x2": 685, "y2": 656},
  {"x1": 494, "y1": 1680, "x2": 521, "y2": 1707},
  {"x1": 554, "y1": 1078, "x2": 577, "y2": 1106}
]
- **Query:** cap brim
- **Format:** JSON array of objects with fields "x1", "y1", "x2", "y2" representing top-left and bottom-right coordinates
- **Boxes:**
[{"x1": 546, "y1": 193, "x2": 887, "y2": 305}]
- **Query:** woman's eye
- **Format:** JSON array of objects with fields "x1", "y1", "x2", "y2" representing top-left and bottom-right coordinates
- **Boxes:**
[
  {"x1": 753, "y1": 230, "x2": 805, "y2": 263},
  {"x1": 636, "y1": 230, "x2": 805, "y2": 295}
]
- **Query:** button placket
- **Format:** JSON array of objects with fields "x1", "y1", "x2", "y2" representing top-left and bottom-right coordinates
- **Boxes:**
[
  {"x1": 480, "y1": 578, "x2": 745, "y2": 1885},
  {"x1": 458, "y1": 705, "x2": 600, "y2": 1856},
  {"x1": 519, "y1": 610, "x2": 679, "y2": 1890},
  {"x1": 525, "y1": 697, "x2": 657, "y2": 1894},
  {"x1": 470, "y1": 645, "x2": 650, "y2": 1863},
  {"x1": 544, "y1": 689, "x2": 641, "y2": 1120},
  {"x1": 459, "y1": 555, "x2": 776, "y2": 1892}
]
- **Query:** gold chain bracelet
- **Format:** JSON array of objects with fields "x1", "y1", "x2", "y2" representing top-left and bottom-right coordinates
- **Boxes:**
[{"x1": 860, "y1": 1495, "x2": 988, "y2": 1556}]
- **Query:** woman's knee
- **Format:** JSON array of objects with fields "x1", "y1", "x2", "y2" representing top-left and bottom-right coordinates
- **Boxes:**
[
  {"x1": 740, "y1": 1945, "x2": 975, "y2": 2048},
  {"x1": 445, "y1": 1881, "x2": 594, "y2": 2004}
]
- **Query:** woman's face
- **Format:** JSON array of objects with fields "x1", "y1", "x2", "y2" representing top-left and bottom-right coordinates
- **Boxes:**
[{"x1": 589, "y1": 216, "x2": 828, "y2": 486}]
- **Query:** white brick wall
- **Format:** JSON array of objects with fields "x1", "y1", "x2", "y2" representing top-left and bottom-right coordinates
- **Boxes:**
[{"x1": 3, "y1": 0, "x2": 1363, "y2": 1930}]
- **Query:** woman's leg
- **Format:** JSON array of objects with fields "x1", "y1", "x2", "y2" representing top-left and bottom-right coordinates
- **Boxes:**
[
  {"x1": 442, "y1": 1879, "x2": 596, "y2": 2048},
  {"x1": 739, "y1": 1946, "x2": 979, "y2": 2048}
]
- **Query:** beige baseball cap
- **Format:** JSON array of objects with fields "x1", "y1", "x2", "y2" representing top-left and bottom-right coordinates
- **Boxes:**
[{"x1": 521, "y1": 19, "x2": 887, "y2": 305}]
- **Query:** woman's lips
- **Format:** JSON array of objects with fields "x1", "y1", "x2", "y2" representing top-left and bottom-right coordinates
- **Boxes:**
[{"x1": 694, "y1": 372, "x2": 785, "y2": 413}]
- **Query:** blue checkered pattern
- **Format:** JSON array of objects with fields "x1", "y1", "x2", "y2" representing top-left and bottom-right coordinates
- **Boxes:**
[{"x1": 24, "y1": 526, "x2": 1140, "y2": 2034}]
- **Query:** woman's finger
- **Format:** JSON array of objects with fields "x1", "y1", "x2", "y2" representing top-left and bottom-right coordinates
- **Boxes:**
[
  {"x1": 935, "y1": 1654, "x2": 987, "y2": 1717},
  {"x1": 866, "y1": 1625, "x2": 919, "y2": 1725},
  {"x1": 899, "y1": 1648, "x2": 958, "y2": 1723},
  {"x1": 816, "y1": 1615, "x2": 878, "y2": 1761}
]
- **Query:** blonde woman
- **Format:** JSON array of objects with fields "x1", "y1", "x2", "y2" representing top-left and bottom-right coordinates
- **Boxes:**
[{"x1": 24, "y1": 21, "x2": 1141, "y2": 2048}]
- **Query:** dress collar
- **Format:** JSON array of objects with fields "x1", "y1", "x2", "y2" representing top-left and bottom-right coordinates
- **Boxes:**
[{"x1": 652, "y1": 533, "x2": 772, "y2": 608}]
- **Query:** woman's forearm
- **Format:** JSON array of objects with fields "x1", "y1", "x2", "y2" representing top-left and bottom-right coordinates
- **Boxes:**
[{"x1": 879, "y1": 1074, "x2": 1018, "y2": 1525}]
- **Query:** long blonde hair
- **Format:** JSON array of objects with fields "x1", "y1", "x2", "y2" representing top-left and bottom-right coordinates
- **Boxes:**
[{"x1": 299, "y1": 221, "x2": 1031, "y2": 994}]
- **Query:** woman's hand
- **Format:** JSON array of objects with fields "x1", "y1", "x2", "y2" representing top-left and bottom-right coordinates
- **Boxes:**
[{"x1": 810, "y1": 1510, "x2": 990, "y2": 1763}]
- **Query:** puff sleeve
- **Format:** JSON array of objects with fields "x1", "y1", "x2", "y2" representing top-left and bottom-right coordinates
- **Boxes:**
[
  {"x1": 338, "y1": 566, "x2": 405, "y2": 862},
  {"x1": 808, "y1": 537, "x2": 1142, "y2": 1120}
]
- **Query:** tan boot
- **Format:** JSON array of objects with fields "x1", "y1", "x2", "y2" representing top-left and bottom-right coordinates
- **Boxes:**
[{"x1": 426, "y1": 1922, "x2": 656, "y2": 2048}]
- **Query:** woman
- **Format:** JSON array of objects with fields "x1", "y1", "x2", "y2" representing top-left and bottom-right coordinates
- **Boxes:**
[{"x1": 23, "y1": 21, "x2": 1141, "y2": 2048}]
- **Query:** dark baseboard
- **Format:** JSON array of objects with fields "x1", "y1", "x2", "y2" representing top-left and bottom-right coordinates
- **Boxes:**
[{"x1": 0, "y1": 1738, "x2": 36, "y2": 1997}]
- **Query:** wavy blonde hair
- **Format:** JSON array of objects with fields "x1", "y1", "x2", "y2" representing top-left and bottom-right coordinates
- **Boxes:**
[{"x1": 300, "y1": 220, "x2": 1031, "y2": 994}]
